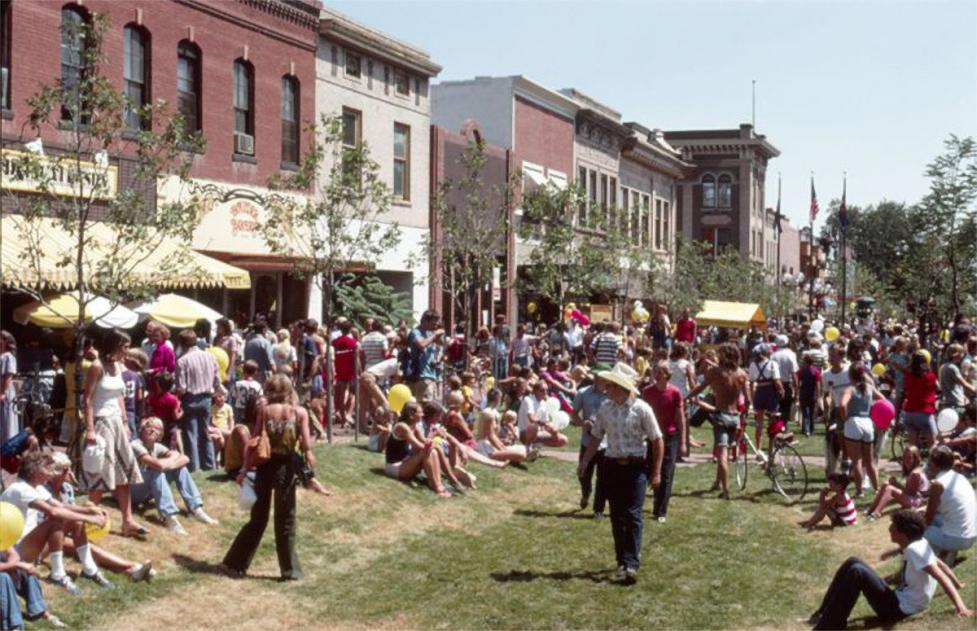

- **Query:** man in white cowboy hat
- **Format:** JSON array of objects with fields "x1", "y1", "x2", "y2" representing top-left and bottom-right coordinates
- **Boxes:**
[{"x1": 577, "y1": 362, "x2": 663, "y2": 584}]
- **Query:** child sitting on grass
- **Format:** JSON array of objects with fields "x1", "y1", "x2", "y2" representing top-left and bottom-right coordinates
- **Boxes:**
[
  {"x1": 800, "y1": 472, "x2": 858, "y2": 529},
  {"x1": 866, "y1": 445, "x2": 929, "y2": 519}
]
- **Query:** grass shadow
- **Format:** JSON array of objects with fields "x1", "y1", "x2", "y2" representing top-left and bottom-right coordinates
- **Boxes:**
[
  {"x1": 170, "y1": 553, "x2": 279, "y2": 582},
  {"x1": 490, "y1": 568, "x2": 620, "y2": 585},
  {"x1": 205, "y1": 472, "x2": 233, "y2": 483},
  {"x1": 513, "y1": 508, "x2": 594, "y2": 520}
]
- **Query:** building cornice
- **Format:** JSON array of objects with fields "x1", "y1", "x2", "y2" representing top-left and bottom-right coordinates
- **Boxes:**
[
  {"x1": 621, "y1": 140, "x2": 688, "y2": 179},
  {"x1": 237, "y1": 0, "x2": 319, "y2": 29},
  {"x1": 512, "y1": 77, "x2": 579, "y2": 121},
  {"x1": 175, "y1": 0, "x2": 316, "y2": 50},
  {"x1": 319, "y1": 9, "x2": 442, "y2": 77}
]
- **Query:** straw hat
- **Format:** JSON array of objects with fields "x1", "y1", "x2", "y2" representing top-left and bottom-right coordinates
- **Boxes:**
[{"x1": 597, "y1": 362, "x2": 638, "y2": 395}]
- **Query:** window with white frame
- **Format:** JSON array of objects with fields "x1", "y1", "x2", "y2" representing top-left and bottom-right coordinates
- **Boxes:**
[
  {"x1": 393, "y1": 123, "x2": 410, "y2": 201},
  {"x1": 701, "y1": 173, "x2": 716, "y2": 208}
]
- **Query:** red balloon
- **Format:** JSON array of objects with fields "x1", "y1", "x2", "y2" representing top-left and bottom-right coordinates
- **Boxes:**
[
  {"x1": 870, "y1": 399, "x2": 896, "y2": 430},
  {"x1": 578, "y1": 314, "x2": 590, "y2": 326}
]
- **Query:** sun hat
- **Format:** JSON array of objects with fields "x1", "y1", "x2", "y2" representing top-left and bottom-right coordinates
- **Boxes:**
[
  {"x1": 597, "y1": 362, "x2": 638, "y2": 395},
  {"x1": 82, "y1": 435, "x2": 106, "y2": 476}
]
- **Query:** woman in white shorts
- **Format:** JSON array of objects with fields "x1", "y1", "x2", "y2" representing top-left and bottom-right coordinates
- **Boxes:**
[
  {"x1": 383, "y1": 402, "x2": 452, "y2": 498},
  {"x1": 840, "y1": 364, "x2": 884, "y2": 498},
  {"x1": 475, "y1": 406, "x2": 528, "y2": 464}
]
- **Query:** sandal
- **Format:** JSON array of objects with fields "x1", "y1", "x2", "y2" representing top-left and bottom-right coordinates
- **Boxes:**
[
  {"x1": 121, "y1": 524, "x2": 150, "y2": 537},
  {"x1": 435, "y1": 489, "x2": 452, "y2": 499}
]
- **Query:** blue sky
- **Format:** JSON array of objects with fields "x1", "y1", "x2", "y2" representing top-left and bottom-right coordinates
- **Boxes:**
[{"x1": 328, "y1": 0, "x2": 977, "y2": 229}]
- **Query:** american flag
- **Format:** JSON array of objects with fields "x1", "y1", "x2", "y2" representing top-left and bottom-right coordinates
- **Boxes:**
[{"x1": 810, "y1": 177, "x2": 820, "y2": 223}]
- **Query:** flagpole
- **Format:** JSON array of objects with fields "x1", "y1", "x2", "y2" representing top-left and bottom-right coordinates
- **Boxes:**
[
  {"x1": 840, "y1": 171, "x2": 848, "y2": 327},
  {"x1": 776, "y1": 173, "x2": 782, "y2": 286},
  {"x1": 808, "y1": 172, "x2": 815, "y2": 320},
  {"x1": 752, "y1": 80, "x2": 756, "y2": 128}
]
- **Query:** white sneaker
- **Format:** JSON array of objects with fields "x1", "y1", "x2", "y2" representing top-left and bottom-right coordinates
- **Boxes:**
[
  {"x1": 192, "y1": 508, "x2": 219, "y2": 525},
  {"x1": 129, "y1": 560, "x2": 153, "y2": 582},
  {"x1": 165, "y1": 515, "x2": 188, "y2": 535}
]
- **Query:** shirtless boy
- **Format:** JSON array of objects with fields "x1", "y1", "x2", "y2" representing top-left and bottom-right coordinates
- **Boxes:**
[{"x1": 686, "y1": 343, "x2": 749, "y2": 499}]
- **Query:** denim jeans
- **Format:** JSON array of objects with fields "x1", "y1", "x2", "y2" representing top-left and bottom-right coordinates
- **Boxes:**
[
  {"x1": 577, "y1": 445, "x2": 607, "y2": 513},
  {"x1": 0, "y1": 572, "x2": 23, "y2": 630},
  {"x1": 925, "y1": 514, "x2": 977, "y2": 554},
  {"x1": 223, "y1": 454, "x2": 302, "y2": 579},
  {"x1": 604, "y1": 458, "x2": 648, "y2": 570},
  {"x1": 800, "y1": 401, "x2": 816, "y2": 435},
  {"x1": 181, "y1": 392, "x2": 214, "y2": 471},
  {"x1": 812, "y1": 556, "x2": 905, "y2": 630},
  {"x1": 0, "y1": 569, "x2": 46, "y2": 629},
  {"x1": 130, "y1": 465, "x2": 203, "y2": 518},
  {"x1": 652, "y1": 432, "x2": 679, "y2": 518}
]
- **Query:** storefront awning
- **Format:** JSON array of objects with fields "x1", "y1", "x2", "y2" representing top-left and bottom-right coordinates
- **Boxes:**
[
  {"x1": 695, "y1": 300, "x2": 767, "y2": 330},
  {"x1": 1, "y1": 216, "x2": 251, "y2": 290}
]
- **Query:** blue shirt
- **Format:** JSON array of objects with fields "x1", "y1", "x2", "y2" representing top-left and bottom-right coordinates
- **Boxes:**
[
  {"x1": 407, "y1": 328, "x2": 439, "y2": 381},
  {"x1": 574, "y1": 385, "x2": 607, "y2": 450}
]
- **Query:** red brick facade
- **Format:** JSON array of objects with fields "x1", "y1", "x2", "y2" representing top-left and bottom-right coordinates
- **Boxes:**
[
  {"x1": 1, "y1": 0, "x2": 318, "y2": 187},
  {"x1": 512, "y1": 96, "x2": 574, "y2": 179}
]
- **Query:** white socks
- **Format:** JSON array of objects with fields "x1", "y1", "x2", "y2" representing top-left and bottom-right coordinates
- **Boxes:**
[
  {"x1": 49, "y1": 550, "x2": 66, "y2": 579},
  {"x1": 76, "y1": 543, "x2": 99, "y2": 576}
]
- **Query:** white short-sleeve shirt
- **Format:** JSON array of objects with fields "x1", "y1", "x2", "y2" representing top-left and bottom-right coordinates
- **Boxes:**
[
  {"x1": 517, "y1": 395, "x2": 548, "y2": 432},
  {"x1": 895, "y1": 538, "x2": 937, "y2": 614},
  {"x1": 591, "y1": 397, "x2": 662, "y2": 458},
  {"x1": 0, "y1": 479, "x2": 52, "y2": 542}
]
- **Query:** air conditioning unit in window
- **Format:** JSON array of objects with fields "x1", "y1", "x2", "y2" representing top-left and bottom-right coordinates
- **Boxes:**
[{"x1": 234, "y1": 132, "x2": 254, "y2": 156}]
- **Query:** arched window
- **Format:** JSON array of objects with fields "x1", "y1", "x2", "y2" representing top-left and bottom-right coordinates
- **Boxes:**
[
  {"x1": 701, "y1": 174, "x2": 716, "y2": 208},
  {"x1": 233, "y1": 59, "x2": 254, "y2": 154},
  {"x1": 718, "y1": 173, "x2": 733, "y2": 208},
  {"x1": 176, "y1": 41, "x2": 201, "y2": 133},
  {"x1": 123, "y1": 25, "x2": 150, "y2": 130},
  {"x1": 60, "y1": 5, "x2": 88, "y2": 121},
  {"x1": 280, "y1": 75, "x2": 299, "y2": 164}
]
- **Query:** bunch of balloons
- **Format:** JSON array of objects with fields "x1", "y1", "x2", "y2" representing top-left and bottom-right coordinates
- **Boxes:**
[{"x1": 630, "y1": 300, "x2": 650, "y2": 323}]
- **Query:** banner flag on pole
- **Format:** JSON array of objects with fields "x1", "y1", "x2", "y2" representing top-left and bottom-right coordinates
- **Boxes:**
[{"x1": 810, "y1": 176, "x2": 820, "y2": 223}]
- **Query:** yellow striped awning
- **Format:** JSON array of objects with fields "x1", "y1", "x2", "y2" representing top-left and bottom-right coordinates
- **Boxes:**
[{"x1": 1, "y1": 215, "x2": 251, "y2": 290}]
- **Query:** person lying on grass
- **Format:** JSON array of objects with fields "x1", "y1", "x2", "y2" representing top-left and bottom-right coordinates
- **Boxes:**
[
  {"x1": 474, "y1": 390, "x2": 529, "y2": 465},
  {"x1": 129, "y1": 416, "x2": 219, "y2": 536},
  {"x1": 804, "y1": 509, "x2": 973, "y2": 630},
  {"x1": 44, "y1": 452, "x2": 155, "y2": 585},
  {"x1": 0, "y1": 451, "x2": 108, "y2": 595},
  {"x1": 444, "y1": 391, "x2": 507, "y2": 469},
  {"x1": 799, "y1": 472, "x2": 858, "y2": 530},
  {"x1": 1, "y1": 545, "x2": 65, "y2": 628},
  {"x1": 421, "y1": 401, "x2": 476, "y2": 491},
  {"x1": 866, "y1": 446, "x2": 929, "y2": 520},
  {"x1": 383, "y1": 401, "x2": 453, "y2": 498}
]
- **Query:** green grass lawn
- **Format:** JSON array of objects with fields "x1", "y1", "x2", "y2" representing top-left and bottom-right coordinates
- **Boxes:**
[{"x1": 36, "y1": 437, "x2": 977, "y2": 630}]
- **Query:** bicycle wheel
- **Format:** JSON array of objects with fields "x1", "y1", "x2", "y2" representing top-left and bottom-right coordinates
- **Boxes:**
[
  {"x1": 734, "y1": 434, "x2": 749, "y2": 491},
  {"x1": 770, "y1": 442, "x2": 808, "y2": 503}
]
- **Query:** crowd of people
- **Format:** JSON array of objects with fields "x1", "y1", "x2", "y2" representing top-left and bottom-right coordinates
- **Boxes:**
[{"x1": 1, "y1": 305, "x2": 975, "y2": 627}]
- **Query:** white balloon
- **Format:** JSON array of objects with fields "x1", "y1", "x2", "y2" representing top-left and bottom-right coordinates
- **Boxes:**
[
  {"x1": 550, "y1": 410, "x2": 570, "y2": 431},
  {"x1": 545, "y1": 397, "x2": 561, "y2": 415},
  {"x1": 810, "y1": 320, "x2": 824, "y2": 333},
  {"x1": 937, "y1": 408, "x2": 959, "y2": 433}
]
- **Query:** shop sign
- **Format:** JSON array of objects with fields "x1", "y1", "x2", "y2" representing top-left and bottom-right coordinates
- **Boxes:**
[{"x1": 1, "y1": 149, "x2": 118, "y2": 200}]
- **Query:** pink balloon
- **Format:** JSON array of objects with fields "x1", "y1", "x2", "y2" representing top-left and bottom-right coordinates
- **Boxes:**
[
  {"x1": 571, "y1": 309, "x2": 582, "y2": 319},
  {"x1": 870, "y1": 399, "x2": 896, "y2": 430},
  {"x1": 578, "y1": 314, "x2": 590, "y2": 326}
]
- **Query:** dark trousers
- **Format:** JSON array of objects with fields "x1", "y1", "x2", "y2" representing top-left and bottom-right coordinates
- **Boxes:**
[
  {"x1": 800, "y1": 400, "x2": 817, "y2": 435},
  {"x1": 223, "y1": 454, "x2": 302, "y2": 579},
  {"x1": 779, "y1": 384, "x2": 794, "y2": 425},
  {"x1": 652, "y1": 432, "x2": 679, "y2": 518},
  {"x1": 812, "y1": 556, "x2": 906, "y2": 630},
  {"x1": 181, "y1": 392, "x2": 214, "y2": 472},
  {"x1": 577, "y1": 444, "x2": 607, "y2": 513},
  {"x1": 604, "y1": 458, "x2": 648, "y2": 570}
]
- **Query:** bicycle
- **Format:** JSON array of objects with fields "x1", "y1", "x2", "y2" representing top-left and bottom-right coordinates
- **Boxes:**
[{"x1": 732, "y1": 415, "x2": 809, "y2": 504}]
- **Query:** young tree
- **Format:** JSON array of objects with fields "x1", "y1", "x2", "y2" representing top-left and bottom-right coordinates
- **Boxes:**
[
  {"x1": 4, "y1": 13, "x2": 205, "y2": 463},
  {"x1": 426, "y1": 139, "x2": 514, "y2": 341},
  {"x1": 262, "y1": 114, "x2": 401, "y2": 440}
]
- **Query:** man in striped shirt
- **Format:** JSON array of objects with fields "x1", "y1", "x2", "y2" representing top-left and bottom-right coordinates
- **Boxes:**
[
  {"x1": 175, "y1": 329, "x2": 220, "y2": 472},
  {"x1": 359, "y1": 320, "x2": 388, "y2": 370},
  {"x1": 590, "y1": 322, "x2": 623, "y2": 366}
]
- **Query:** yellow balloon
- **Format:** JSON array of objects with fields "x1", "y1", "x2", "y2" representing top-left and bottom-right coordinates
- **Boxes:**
[
  {"x1": 207, "y1": 346, "x2": 229, "y2": 379},
  {"x1": 84, "y1": 512, "x2": 111, "y2": 543},
  {"x1": 919, "y1": 349, "x2": 931, "y2": 365},
  {"x1": 631, "y1": 309, "x2": 640, "y2": 321},
  {"x1": 566, "y1": 303, "x2": 576, "y2": 310},
  {"x1": 0, "y1": 502, "x2": 25, "y2": 549},
  {"x1": 527, "y1": 302, "x2": 538, "y2": 315},
  {"x1": 387, "y1": 383, "x2": 413, "y2": 414},
  {"x1": 871, "y1": 363, "x2": 886, "y2": 377},
  {"x1": 824, "y1": 326, "x2": 840, "y2": 342},
  {"x1": 485, "y1": 376, "x2": 496, "y2": 390}
]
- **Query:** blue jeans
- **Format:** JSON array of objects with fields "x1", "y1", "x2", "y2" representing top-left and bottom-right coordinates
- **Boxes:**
[
  {"x1": 812, "y1": 556, "x2": 905, "y2": 630},
  {"x1": 604, "y1": 458, "x2": 648, "y2": 570},
  {"x1": 181, "y1": 393, "x2": 214, "y2": 472},
  {"x1": 652, "y1": 432, "x2": 679, "y2": 518},
  {"x1": 925, "y1": 514, "x2": 977, "y2": 554},
  {"x1": 130, "y1": 466, "x2": 203, "y2": 518},
  {"x1": 1, "y1": 569, "x2": 46, "y2": 629},
  {"x1": 577, "y1": 445, "x2": 607, "y2": 513},
  {"x1": 800, "y1": 401, "x2": 817, "y2": 435}
]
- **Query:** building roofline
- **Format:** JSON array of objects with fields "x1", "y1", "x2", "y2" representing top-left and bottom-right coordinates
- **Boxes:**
[
  {"x1": 319, "y1": 7, "x2": 442, "y2": 76},
  {"x1": 664, "y1": 124, "x2": 780, "y2": 158}
]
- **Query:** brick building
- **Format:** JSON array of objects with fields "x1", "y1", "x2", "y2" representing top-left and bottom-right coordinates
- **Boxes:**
[
  {"x1": 2, "y1": 0, "x2": 321, "y2": 326},
  {"x1": 666, "y1": 125, "x2": 780, "y2": 263}
]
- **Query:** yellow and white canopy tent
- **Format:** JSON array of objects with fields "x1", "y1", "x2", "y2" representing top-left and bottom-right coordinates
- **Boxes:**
[
  {"x1": 695, "y1": 300, "x2": 767, "y2": 330},
  {"x1": 131, "y1": 293, "x2": 224, "y2": 329},
  {"x1": 1, "y1": 215, "x2": 251, "y2": 291},
  {"x1": 12, "y1": 291, "x2": 139, "y2": 329}
]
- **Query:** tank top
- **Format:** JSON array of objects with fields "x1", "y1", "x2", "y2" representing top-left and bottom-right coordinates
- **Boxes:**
[
  {"x1": 385, "y1": 433, "x2": 412, "y2": 464},
  {"x1": 934, "y1": 469, "x2": 977, "y2": 539},
  {"x1": 836, "y1": 493, "x2": 858, "y2": 525},
  {"x1": 265, "y1": 405, "x2": 298, "y2": 455},
  {"x1": 847, "y1": 386, "x2": 872, "y2": 419},
  {"x1": 92, "y1": 363, "x2": 125, "y2": 419}
]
